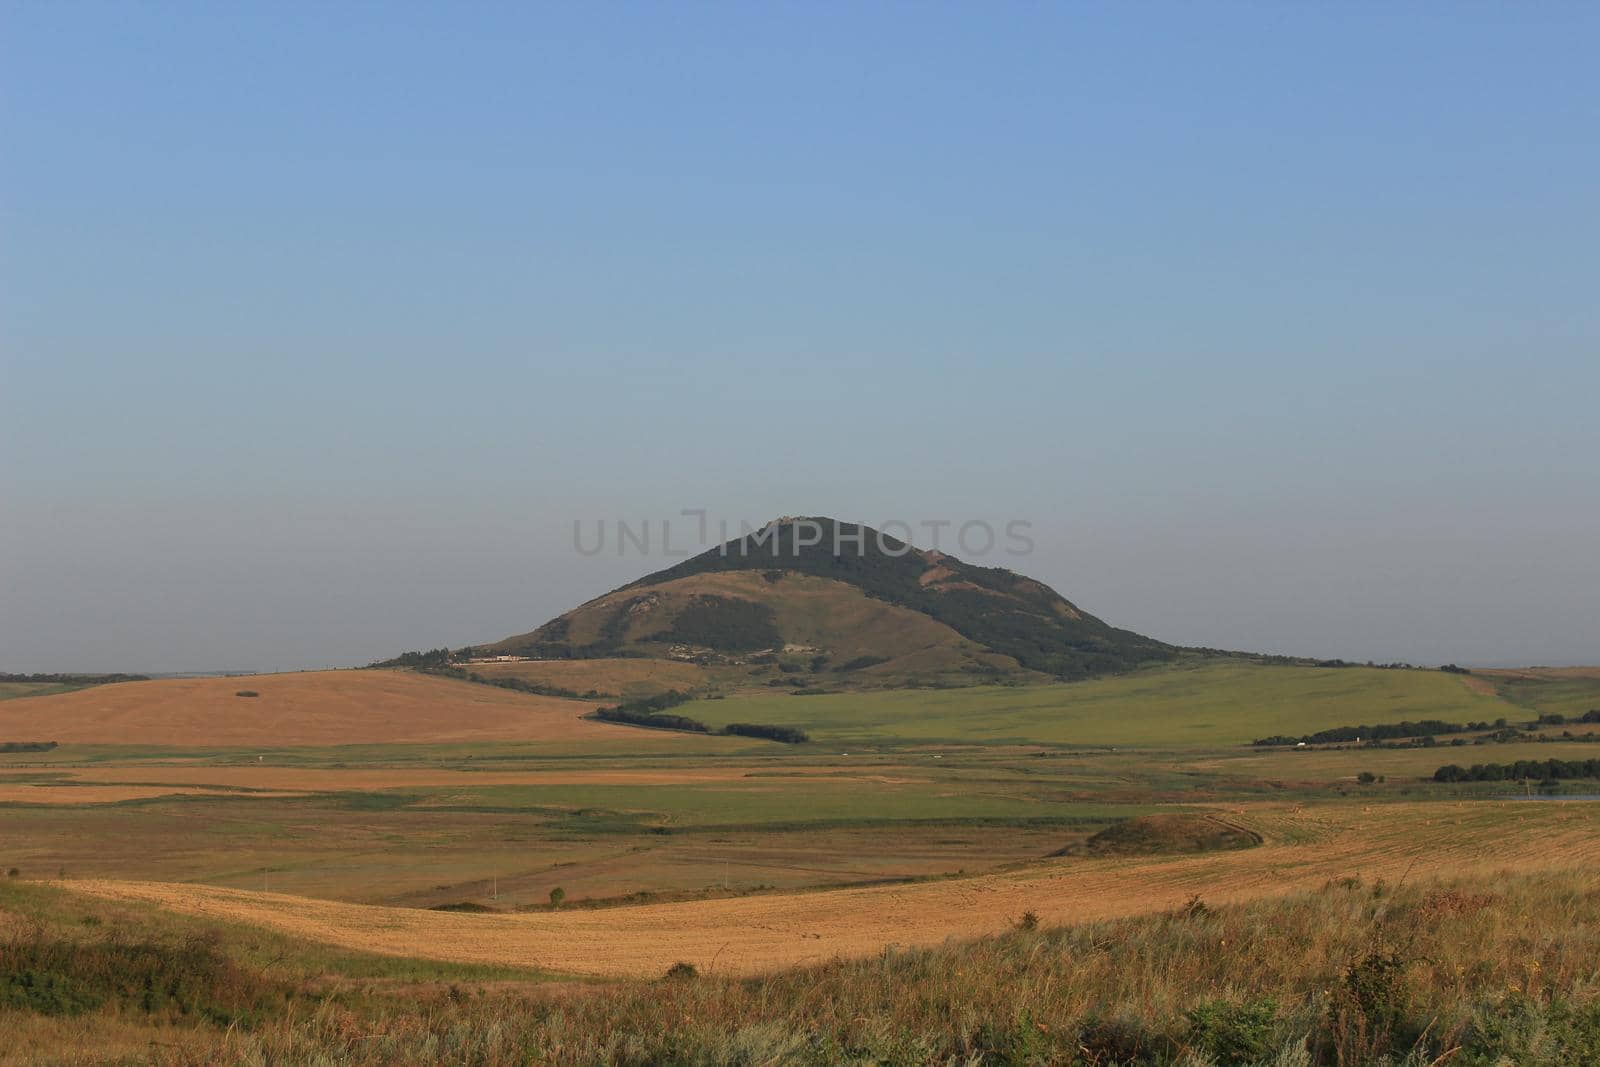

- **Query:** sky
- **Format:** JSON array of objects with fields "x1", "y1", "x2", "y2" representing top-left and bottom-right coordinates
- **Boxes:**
[{"x1": 3, "y1": 3, "x2": 1597, "y2": 673}]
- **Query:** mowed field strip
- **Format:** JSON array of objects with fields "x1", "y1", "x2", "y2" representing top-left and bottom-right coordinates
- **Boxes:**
[
  {"x1": 0, "y1": 784, "x2": 311, "y2": 805},
  {"x1": 0, "y1": 763, "x2": 926, "y2": 804},
  {"x1": 64, "y1": 800, "x2": 1600, "y2": 978}
]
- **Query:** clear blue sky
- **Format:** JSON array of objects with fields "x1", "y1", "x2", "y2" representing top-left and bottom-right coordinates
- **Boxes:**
[{"x1": 3, "y1": 3, "x2": 1597, "y2": 672}]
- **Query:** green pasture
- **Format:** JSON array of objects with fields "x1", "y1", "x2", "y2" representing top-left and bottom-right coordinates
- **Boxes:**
[{"x1": 688, "y1": 661, "x2": 1517, "y2": 748}]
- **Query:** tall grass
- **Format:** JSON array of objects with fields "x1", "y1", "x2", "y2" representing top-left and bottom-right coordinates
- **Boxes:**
[{"x1": 6, "y1": 870, "x2": 1600, "y2": 1065}]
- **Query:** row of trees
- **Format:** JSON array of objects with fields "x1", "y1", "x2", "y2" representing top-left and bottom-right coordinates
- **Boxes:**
[
  {"x1": 591, "y1": 690, "x2": 809, "y2": 743},
  {"x1": 1255, "y1": 719, "x2": 1500, "y2": 747},
  {"x1": 1433, "y1": 758, "x2": 1600, "y2": 783},
  {"x1": 0, "y1": 673, "x2": 147, "y2": 685},
  {"x1": 1539, "y1": 710, "x2": 1600, "y2": 725}
]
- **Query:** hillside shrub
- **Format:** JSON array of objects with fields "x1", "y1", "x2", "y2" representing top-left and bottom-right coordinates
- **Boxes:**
[
  {"x1": 1185, "y1": 996, "x2": 1279, "y2": 1063},
  {"x1": 719, "y1": 723, "x2": 810, "y2": 744}
]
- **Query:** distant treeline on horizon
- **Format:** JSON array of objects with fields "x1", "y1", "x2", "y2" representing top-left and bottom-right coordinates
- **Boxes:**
[{"x1": 0, "y1": 672, "x2": 149, "y2": 685}]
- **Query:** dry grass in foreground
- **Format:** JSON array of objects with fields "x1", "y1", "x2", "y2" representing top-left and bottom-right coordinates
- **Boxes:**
[{"x1": 4, "y1": 870, "x2": 1599, "y2": 1065}]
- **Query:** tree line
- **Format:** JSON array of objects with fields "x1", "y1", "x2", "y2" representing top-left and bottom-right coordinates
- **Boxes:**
[
  {"x1": 591, "y1": 691, "x2": 809, "y2": 743},
  {"x1": 1433, "y1": 758, "x2": 1600, "y2": 783},
  {"x1": 0, "y1": 673, "x2": 148, "y2": 685},
  {"x1": 1254, "y1": 719, "x2": 1499, "y2": 747}
]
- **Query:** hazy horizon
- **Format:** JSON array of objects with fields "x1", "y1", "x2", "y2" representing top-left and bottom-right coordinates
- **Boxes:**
[{"x1": 4, "y1": 4, "x2": 1597, "y2": 674}]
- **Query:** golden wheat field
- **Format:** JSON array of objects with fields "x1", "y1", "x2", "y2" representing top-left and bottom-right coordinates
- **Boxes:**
[
  {"x1": 0, "y1": 670, "x2": 626, "y2": 747},
  {"x1": 61, "y1": 799, "x2": 1600, "y2": 978}
]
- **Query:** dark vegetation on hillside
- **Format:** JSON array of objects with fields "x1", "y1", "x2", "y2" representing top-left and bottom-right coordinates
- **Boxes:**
[
  {"x1": 660, "y1": 595, "x2": 782, "y2": 652},
  {"x1": 0, "y1": 741, "x2": 58, "y2": 753}
]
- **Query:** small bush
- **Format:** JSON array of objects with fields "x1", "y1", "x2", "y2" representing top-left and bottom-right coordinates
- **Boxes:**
[
  {"x1": 1326, "y1": 948, "x2": 1412, "y2": 1062},
  {"x1": 548, "y1": 887, "x2": 565, "y2": 908},
  {"x1": 234, "y1": 690, "x2": 260, "y2": 698},
  {"x1": 1016, "y1": 910, "x2": 1040, "y2": 931},
  {"x1": 1461, "y1": 995, "x2": 1600, "y2": 1065},
  {"x1": 1076, "y1": 1016, "x2": 1160, "y2": 1065},
  {"x1": 664, "y1": 961, "x2": 698, "y2": 980},
  {"x1": 1185, "y1": 996, "x2": 1279, "y2": 1064}
]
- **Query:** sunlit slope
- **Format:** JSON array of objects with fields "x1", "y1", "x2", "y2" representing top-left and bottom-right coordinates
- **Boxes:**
[
  {"x1": 685, "y1": 661, "x2": 1520, "y2": 747},
  {"x1": 0, "y1": 669, "x2": 725, "y2": 748}
]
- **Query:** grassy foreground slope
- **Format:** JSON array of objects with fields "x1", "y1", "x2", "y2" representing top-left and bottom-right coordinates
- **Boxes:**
[
  {"x1": 686, "y1": 661, "x2": 1517, "y2": 747},
  {"x1": 9, "y1": 809, "x2": 1598, "y2": 1065}
]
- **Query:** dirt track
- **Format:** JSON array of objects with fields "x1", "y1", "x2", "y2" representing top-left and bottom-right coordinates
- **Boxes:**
[
  {"x1": 63, "y1": 800, "x2": 1600, "y2": 978},
  {"x1": 0, "y1": 784, "x2": 308, "y2": 805}
]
